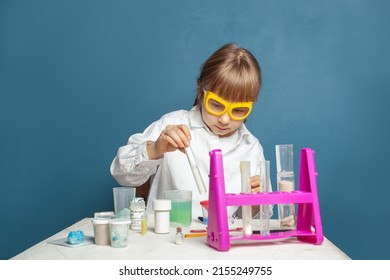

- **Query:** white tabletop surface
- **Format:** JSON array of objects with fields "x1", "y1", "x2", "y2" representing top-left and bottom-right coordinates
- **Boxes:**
[{"x1": 11, "y1": 217, "x2": 350, "y2": 260}]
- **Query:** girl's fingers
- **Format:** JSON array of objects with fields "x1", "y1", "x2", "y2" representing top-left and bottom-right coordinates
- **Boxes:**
[
  {"x1": 163, "y1": 125, "x2": 191, "y2": 148},
  {"x1": 251, "y1": 176, "x2": 260, "y2": 187},
  {"x1": 179, "y1": 124, "x2": 192, "y2": 142},
  {"x1": 250, "y1": 175, "x2": 260, "y2": 193}
]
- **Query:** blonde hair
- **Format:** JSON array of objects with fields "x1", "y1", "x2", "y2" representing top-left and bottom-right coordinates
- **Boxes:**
[{"x1": 196, "y1": 43, "x2": 261, "y2": 105}]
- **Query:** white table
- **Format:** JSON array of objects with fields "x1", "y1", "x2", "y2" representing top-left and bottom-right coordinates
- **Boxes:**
[{"x1": 11, "y1": 218, "x2": 350, "y2": 260}]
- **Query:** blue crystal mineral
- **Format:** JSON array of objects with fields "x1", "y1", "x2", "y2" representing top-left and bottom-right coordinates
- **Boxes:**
[{"x1": 67, "y1": 230, "x2": 85, "y2": 244}]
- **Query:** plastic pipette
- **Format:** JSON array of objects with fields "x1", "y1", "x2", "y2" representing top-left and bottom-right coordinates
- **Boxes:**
[
  {"x1": 184, "y1": 146, "x2": 207, "y2": 195},
  {"x1": 240, "y1": 161, "x2": 252, "y2": 236}
]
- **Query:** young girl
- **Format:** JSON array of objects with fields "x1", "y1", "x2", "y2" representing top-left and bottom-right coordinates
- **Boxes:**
[{"x1": 110, "y1": 43, "x2": 269, "y2": 218}]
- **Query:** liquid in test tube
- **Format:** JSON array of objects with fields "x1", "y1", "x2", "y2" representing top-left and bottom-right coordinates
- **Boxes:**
[
  {"x1": 184, "y1": 146, "x2": 207, "y2": 195},
  {"x1": 240, "y1": 161, "x2": 252, "y2": 236},
  {"x1": 259, "y1": 160, "x2": 271, "y2": 236},
  {"x1": 275, "y1": 144, "x2": 296, "y2": 229}
]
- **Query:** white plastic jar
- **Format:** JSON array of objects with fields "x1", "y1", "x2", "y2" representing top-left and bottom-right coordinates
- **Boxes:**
[{"x1": 152, "y1": 199, "x2": 171, "y2": 234}]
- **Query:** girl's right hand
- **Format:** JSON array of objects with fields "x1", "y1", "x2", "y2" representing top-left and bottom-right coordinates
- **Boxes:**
[{"x1": 147, "y1": 124, "x2": 191, "y2": 159}]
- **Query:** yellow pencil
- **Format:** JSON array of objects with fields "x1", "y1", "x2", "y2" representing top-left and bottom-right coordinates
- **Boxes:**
[{"x1": 184, "y1": 232, "x2": 207, "y2": 238}]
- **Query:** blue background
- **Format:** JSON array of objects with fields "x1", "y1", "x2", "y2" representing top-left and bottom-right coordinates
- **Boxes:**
[{"x1": 1, "y1": 0, "x2": 389, "y2": 260}]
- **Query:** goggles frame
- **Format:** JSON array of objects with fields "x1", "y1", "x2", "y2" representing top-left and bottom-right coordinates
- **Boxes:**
[{"x1": 203, "y1": 90, "x2": 253, "y2": 121}]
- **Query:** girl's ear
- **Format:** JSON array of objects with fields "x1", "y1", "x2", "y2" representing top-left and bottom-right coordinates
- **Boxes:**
[{"x1": 197, "y1": 90, "x2": 202, "y2": 101}]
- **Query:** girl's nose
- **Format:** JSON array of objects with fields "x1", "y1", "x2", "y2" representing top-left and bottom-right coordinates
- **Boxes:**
[{"x1": 218, "y1": 112, "x2": 231, "y2": 125}]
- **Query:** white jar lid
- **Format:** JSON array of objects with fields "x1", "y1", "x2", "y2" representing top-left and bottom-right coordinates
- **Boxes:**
[
  {"x1": 108, "y1": 219, "x2": 131, "y2": 225},
  {"x1": 94, "y1": 211, "x2": 115, "y2": 219},
  {"x1": 91, "y1": 219, "x2": 110, "y2": 225},
  {"x1": 152, "y1": 199, "x2": 171, "y2": 211}
]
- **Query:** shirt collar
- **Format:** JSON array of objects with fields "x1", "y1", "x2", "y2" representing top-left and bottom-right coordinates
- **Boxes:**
[{"x1": 189, "y1": 106, "x2": 205, "y2": 128}]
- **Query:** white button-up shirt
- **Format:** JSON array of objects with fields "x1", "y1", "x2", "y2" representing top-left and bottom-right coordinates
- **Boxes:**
[{"x1": 110, "y1": 106, "x2": 270, "y2": 218}]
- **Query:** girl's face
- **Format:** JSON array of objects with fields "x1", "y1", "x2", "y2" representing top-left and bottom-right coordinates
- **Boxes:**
[{"x1": 199, "y1": 93, "x2": 246, "y2": 137}]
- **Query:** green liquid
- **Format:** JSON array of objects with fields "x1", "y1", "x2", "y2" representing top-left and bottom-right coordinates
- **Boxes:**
[{"x1": 170, "y1": 200, "x2": 192, "y2": 226}]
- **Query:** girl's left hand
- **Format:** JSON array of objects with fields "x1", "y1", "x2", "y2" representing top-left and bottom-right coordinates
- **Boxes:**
[{"x1": 250, "y1": 175, "x2": 260, "y2": 193}]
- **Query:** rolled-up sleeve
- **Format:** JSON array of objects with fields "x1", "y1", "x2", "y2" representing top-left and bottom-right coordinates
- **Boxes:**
[{"x1": 110, "y1": 123, "x2": 163, "y2": 186}]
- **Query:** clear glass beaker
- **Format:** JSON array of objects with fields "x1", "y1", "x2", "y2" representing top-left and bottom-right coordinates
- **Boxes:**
[{"x1": 164, "y1": 190, "x2": 192, "y2": 227}]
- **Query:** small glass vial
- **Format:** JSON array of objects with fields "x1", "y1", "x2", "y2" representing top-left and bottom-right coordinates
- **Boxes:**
[
  {"x1": 175, "y1": 227, "x2": 183, "y2": 245},
  {"x1": 130, "y1": 198, "x2": 145, "y2": 231}
]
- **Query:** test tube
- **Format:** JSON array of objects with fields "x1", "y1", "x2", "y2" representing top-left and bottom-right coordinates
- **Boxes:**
[
  {"x1": 240, "y1": 161, "x2": 252, "y2": 236},
  {"x1": 184, "y1": 146, "x2": 207, "y2": 195},
  {"x1": 275, "y1": 144, "x2": 296, "y2": 229},
  {"x1": 259, "y1": 160, "x2": 271, "y2": 236}
]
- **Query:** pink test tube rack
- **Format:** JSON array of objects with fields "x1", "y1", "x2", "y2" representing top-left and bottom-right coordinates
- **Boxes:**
[{"x1": 207, "y1": 148, "x2": 324, "y2": 251}]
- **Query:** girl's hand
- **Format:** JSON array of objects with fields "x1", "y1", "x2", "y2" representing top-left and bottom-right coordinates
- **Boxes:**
[
  {"x1": 147, "y1": 124, "x2": 191, "y2": 159},
  {"x1": 251, "y1": 175, "x2": 260, "y2": 193}
]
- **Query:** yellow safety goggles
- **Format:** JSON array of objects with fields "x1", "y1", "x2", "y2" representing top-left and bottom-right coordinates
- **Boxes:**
[{"x1": 203, "y1": 90, "x2": 253, "y2": 121}]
